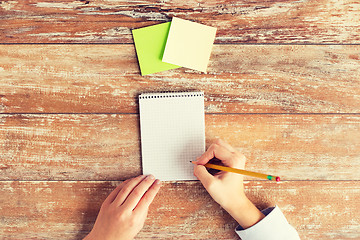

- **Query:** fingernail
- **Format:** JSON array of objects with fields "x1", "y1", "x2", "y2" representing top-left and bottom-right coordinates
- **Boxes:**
[
  {"x1": 147, "y1": 175, "x2": 155, "y2": 180},
  {"x1": 155, "y1": 179, "x2": 161, "y2": 185}
]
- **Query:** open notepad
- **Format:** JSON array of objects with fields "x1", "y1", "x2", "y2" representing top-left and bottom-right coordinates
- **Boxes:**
[{"x1": 139, "y1": 92, "x2": 205, "y2": 181}]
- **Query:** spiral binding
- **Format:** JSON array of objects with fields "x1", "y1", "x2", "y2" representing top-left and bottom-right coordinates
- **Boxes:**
[{"x1": 139, "y1": 92, "x2": 204, "y2": 99}]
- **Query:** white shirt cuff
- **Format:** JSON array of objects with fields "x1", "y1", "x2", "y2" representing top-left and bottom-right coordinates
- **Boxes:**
[{"x1": 235, "y1": 205, "x2": 300, "y2": 240}]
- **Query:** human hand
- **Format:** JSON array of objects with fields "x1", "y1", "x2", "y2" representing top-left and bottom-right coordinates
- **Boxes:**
[
  {"x1": 84, "y1": 175, "x2": 161, "y2": 240},
  {"x1": 193, "y1": 139, "x2": 264, "y2": 229}
]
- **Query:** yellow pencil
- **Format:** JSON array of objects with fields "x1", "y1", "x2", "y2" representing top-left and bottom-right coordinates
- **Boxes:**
[{"x1": 192, "y1": 162, "x2": 280, "y2": 182}]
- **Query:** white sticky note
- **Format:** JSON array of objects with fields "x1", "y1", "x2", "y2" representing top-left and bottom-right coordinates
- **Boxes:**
[{"x1": 162, "y1": 17, "x2": 217, "y2": 73}]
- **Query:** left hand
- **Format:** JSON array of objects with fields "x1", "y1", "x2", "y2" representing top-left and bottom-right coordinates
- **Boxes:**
[{"x1": 84, "y1": 175, "x2": 162, "y2": 240}]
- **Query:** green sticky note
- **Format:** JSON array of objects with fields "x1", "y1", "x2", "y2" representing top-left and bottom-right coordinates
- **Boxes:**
[{"x1": 132, "y1": 22, "x2": 180, "y2": 76}]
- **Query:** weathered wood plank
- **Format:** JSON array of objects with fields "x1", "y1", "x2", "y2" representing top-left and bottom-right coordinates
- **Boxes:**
[
  {"x1": 0, "y1": 181, "x2": 358, "y2": 240},
  {"x1": 1, "y1": 0, "x2": 360, "y2": 43},
  {"x1": 1, "y1": 114, "x2": 359, "y2": 181},
  {"x1": 1, "y1": 45, "x2": 359, "y2": 113}
]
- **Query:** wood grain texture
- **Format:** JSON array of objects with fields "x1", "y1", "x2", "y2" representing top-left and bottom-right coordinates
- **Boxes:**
[
  {"x1": 0, "y1": 181, "x2": 359, "y2": 240},
  {"x1": 2, "y1": 1, "x2": 359, "y2": 239},
  {"x1": 1, "y1": 114, "x2": 359, "y2": 181},
  {"x1": 1, "y1": 0, "x2": 360, "y2": 43},
  {"x1": 1, "y1": 44, "x2": 360, "y2": 114}
]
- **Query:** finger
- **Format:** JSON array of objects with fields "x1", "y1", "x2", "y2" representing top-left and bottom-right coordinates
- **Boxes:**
[
  {"x1": 214, "y1": 138, "x2": 236, "y2": 153},
  {"x1": 112, "y1": 175, "x2": 147, "y2": 207},
  {"x1": 214, "y1": 139, "x2": 247, "y2": 167},
  {"x1": 121, "y1": 175, "x2": 157, "y2": 211},
  {"x1": 134, "y1": 179, "x2": 162, "y2": 214},
  {"x1": 102, "y1": 179, "x2": 130, "y2": 206},
  {"x1": 194, "y1": 165, "x2": 214, "y2": 190},
  {"x1": 196, "y1": 143, "x2": 235, "y2": 167}
]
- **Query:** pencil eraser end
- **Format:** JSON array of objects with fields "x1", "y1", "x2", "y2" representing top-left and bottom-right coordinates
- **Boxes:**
[{"x1": 276, "y1": 177, "x2": 281, "y2": 182}]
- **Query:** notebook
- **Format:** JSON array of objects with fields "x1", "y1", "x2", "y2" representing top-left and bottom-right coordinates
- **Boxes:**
[{"x1": 139, "y1": 92, "x2": 205, "y2": 181}]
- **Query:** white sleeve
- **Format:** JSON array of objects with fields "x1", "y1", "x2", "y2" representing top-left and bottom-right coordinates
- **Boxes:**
[{"x1": 235, "y1": 205, "x2": 300, "y2": 240}]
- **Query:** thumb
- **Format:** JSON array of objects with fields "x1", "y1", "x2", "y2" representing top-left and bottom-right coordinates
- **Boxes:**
[{"x1": 194, "y1": 165, "x2": 214, "y2": 190}]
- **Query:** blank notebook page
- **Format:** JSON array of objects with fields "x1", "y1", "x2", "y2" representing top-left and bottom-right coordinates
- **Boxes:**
[{"x1": 139, "y1": 92, "x2": 205, "y2": 181}]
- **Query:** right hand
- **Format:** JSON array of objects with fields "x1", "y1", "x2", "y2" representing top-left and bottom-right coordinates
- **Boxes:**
[{"x1": 193, "y1": 139, "x2": 265, "y2": 229}]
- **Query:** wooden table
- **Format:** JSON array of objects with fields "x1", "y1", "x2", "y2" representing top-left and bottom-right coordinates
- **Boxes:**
[{"x1": 1, "y1": 1, "x2": 359, "y2": 239}]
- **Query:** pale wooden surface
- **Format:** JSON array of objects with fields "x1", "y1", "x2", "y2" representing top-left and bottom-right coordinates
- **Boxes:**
[
  {"x1": 1, "y1": 0, "x2": 360, "y2": 43},
  {"x1": 0, "y1": 181, "x2": 359, "y2": 239},
  {"x1": 1, "y1": 0, "x2": 360, "y2": 239},
  {"x1": 1, "y1": 114, "x2": 359, "y2": 181},
  {"x1": 1, "y1": 45, "x2": 360, "y2": 114}
]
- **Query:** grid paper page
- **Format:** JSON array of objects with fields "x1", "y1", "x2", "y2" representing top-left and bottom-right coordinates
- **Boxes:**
[{"x1": 139, "y1": 92, "x2": 205, "y2": 181}]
